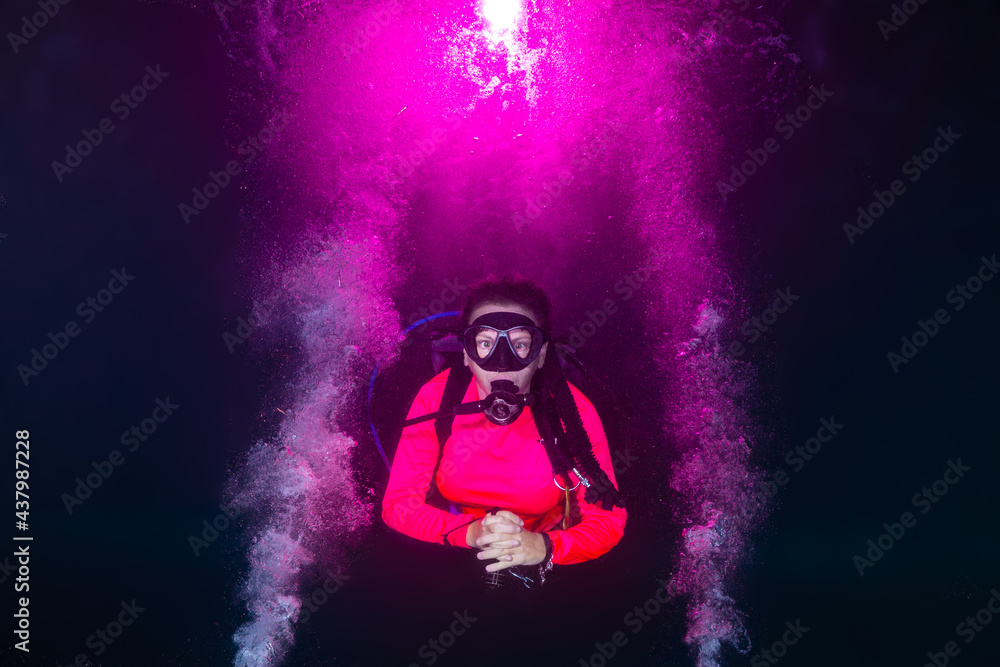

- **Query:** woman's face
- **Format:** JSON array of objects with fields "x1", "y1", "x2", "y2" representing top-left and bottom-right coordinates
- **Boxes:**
[{"x1": 463, "y1": 301, "x2": 548, "y2": 400}]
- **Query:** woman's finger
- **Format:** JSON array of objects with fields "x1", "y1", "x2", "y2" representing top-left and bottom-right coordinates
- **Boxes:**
[
  {"x1": 476, "y1": 531, "x2": 520, "y2": 547},
  {"x1": 484, "y1": 555, "x2": 518, "y2": 572},
  {"x1": 477, "y1": 547, "x2": 511, "y2": 560},
  {"x1": 479, "y1": 537, "x2": 520, "y2": 550},
  {"x1": 494, "y1": 510, "x2": 524, "y2": 526},
  {"x1": 477, "y1": 542, "x2": 515, "y2": 557},
  {"x1": 483, "y1": 519, "x2": 520, "y2": 534},
  {"x1": 482, "y1": 514, "x2": 519, "y2": 529}
]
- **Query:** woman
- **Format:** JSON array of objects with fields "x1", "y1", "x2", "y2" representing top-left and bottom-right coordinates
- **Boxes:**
[{"x1": 382, "y1": 275, "x2": 627, "y2": 585}]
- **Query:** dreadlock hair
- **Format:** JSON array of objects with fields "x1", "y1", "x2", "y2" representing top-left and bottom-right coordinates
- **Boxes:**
[{"x1": 529, "y1": 354, "x2": 623, "y2": 511}]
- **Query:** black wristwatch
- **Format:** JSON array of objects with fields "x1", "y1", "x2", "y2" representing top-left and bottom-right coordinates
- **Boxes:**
[{"x1": 539, "y1": 532, "x2": 554, "y2": 584}]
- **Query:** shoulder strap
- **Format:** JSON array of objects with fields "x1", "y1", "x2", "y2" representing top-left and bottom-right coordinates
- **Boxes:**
[
  {"x1": 422, "y1": 364, "x2": 473, "y2": 511},
  {"x1": 434, "y1": 364, "x2": 473, "y2": 447}
]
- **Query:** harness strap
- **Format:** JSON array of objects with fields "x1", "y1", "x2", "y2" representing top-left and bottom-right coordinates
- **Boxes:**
[
  {"x1": 421, "y1": 365, "x2": 474, "y2": 512},
  {"x1": 434, "y1": 364, "x2": 473, "y2": 446},
  {"x1": 530, "y1": 371, "x2": 576, "y2": 477}
]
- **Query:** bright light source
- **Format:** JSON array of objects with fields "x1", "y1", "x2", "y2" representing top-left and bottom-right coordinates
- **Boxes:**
[{"x1": 481, "y1": 0, "x2": 521, "y2": 33}]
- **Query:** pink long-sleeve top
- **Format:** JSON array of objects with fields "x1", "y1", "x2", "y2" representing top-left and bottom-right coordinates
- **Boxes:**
[{"x1": 381, "y1": 368, "x2": 626, "y2": 565}]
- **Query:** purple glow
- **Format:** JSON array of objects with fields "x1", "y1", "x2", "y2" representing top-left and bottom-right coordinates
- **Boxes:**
[
  {"x1": 480, "y1": 0, "x2": 522, "y2": 35},
  {"x1": 222, "y1": 0, "x2": 792, "y2": 664}
]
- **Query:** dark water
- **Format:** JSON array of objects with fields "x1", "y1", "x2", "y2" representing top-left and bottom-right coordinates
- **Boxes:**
[{"x1": 1, "y1": 0, "x2": 998, "y2": 666}]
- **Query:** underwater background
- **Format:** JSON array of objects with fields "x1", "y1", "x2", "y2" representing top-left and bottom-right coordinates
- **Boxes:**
[{"x1": 1, "y1": 0, "x2": 998, "y2": 665}]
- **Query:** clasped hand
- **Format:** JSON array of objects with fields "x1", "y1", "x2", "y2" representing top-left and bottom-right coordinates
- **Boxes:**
[{"x1": 466, "y1": 510, "x2": 546, "y2": 572}]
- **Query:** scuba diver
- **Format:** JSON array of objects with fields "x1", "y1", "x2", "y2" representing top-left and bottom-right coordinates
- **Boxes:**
[{"x1": 381, "y1": 275, "x2": 626, "y2": 588}]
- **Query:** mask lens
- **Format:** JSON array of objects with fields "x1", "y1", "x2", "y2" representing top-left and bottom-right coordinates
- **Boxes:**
[
  {"x1": 468, "y1": 327, "x2": 498, "y2": 361},
  {"x1": 506, "y1": 327, "x2": 538, "y2": 360},
  {"x1": 463, "y1": 325, "x2": 543, "y2": 367}
]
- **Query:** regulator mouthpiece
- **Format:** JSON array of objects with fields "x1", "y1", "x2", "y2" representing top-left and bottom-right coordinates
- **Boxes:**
[{"x1": 482, "y1": 380, "x2": 529, "y2": 426}]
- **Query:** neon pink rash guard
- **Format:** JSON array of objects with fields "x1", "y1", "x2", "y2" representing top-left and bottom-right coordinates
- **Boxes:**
[{"x1": 381, "y1": 368, "x2": 627, "y2": 565}]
